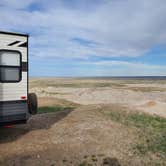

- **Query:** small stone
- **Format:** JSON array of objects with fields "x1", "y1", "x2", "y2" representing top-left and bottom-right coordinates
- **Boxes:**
[
  {"x1": 63, "y1": 159, "x2": 67, "y2": 162},
  {"x1": 84, "y1": 155, "x2": 88, "y2": 159},
  {"x1": 37, "y1": 154, "x2": 40, "y2": 159},
  {"x1": 98, "y1": 154, "x2": 105, "y2": 157},
  {"x1": 103, "y1": 157, "x2": 121, "y2": 166},
  {"x1": 50, "y1": 164, "x2": 55, "y2": 166},
  {"x1": 92, "y1": 157, "x2": 98, "y2": 162}
]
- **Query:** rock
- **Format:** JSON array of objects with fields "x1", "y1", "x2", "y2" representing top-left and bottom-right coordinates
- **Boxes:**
[{"x1": 103, "y1": 157, "x2": 121, "y2": 166}]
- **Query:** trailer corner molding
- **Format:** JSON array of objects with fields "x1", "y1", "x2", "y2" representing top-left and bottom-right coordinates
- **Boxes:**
[{"x1": 0, "y1": 31, "x2": 38, "y2": 126}]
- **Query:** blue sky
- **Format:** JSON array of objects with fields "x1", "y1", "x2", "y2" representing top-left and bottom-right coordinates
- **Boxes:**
[{"x1": 0, "y1": 0, "x2": 166, "y2": 76}]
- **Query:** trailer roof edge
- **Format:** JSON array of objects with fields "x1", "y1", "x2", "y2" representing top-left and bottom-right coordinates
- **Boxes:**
[{"x1": 0, "y1": 31, "x2": 29, "y2": 37}]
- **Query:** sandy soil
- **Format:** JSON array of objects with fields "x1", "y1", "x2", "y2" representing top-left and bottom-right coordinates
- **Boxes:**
[
  {"x1": 31, "y1": 78, "x2": 166, "y2": 117},
  {"x1": 0, "y1": 103, "x2": 154, "y2": 166}
]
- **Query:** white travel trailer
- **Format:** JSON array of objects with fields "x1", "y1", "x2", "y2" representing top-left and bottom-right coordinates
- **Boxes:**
[{"x1": 0, "y1": 31, "x2": 37, "y2": 126}]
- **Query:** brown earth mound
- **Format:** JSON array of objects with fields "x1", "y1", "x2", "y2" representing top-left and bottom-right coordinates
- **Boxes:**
[{"x1": 144, "y1": 101, "x2": 157, "y2": 107}]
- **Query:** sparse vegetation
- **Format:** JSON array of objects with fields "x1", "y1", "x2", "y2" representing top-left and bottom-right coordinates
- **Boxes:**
[
  {"x1": 31, "y1": 81, "x2": 126, "y2": 88},
  {"x1": 30, "y1": 78, "x2": 166, "y2": 94},
  {"x1": 79, "y1": 161, "x2": 90, "y2": 166},
  {"x1": 41, "y1": 90, "x2": 68, "y2": 95},
  {"x1": 102, "y1": 108, "x2": 166, "y2": 156},
  {"x1": 125, "y1": 86, "x2": 166, "y2": 92}
]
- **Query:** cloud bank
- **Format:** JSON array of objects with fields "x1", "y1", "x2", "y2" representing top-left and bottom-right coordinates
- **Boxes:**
[{"x1": 0, "y1": 0, "x2": 166, "y2": 76}]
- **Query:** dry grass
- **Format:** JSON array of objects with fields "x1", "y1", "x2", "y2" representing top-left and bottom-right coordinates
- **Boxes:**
[
  {"x1": 100, "y1": 104, "x2": 166, "y2": 165},
  {"x1": 30, "y1": 78, "x2": 166, "y2": 93},
  {"x1": 38, "y1": 97, "x2": 79, "y2": 108},
  {"x1": 125, "y1": 86, "x2": 166, "y2": 92},
  {"x1": 30, "y1": 79, "x2": 126, "y2": 89}
]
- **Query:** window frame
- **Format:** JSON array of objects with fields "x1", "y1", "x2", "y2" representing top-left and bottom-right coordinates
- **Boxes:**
[{"x1": 0, "y1": 49, "x2": 22, "y2": 83}]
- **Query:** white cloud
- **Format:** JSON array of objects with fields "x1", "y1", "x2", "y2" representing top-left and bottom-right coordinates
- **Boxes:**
[
  {"x1": 80, "y1": 60, "x2": 166, "y2": 76},
  {"x1": 0, "y1": 0, "x2": 166, "y2": 59}
]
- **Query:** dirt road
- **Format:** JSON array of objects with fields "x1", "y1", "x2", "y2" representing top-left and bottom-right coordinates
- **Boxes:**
[{"x1": 0, "y1": 103, "x2": 146, "y2": 166}]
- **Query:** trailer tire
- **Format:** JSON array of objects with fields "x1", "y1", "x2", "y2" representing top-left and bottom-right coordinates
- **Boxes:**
[{"x1": 28, "y1": 93, "x2": 38, "y2": 115}]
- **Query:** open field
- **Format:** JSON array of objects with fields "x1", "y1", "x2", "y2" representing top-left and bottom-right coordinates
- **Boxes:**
[
  {"x1": 0, "y1": 77, "x2": 166, "y2": 165},
  {"x1": 31, "y1": 77, "x2": 166, "y2": 117}
]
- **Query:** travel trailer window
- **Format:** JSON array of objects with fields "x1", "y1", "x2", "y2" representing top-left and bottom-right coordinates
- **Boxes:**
[{"x1": 0, "y1": 50, "x2": 21, "y2": 82}]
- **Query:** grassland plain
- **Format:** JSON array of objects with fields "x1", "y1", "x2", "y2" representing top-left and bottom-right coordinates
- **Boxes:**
[{"x1": 30, "y1": 77, "x2": 166, "y2": 117}]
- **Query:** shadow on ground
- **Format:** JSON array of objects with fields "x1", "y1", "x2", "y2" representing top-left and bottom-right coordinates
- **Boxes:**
[{"x1": 0, "y1": 109, "x2": 73, "y2": 144}]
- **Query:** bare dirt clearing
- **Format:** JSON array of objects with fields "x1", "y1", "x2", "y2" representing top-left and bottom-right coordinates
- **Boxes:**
[
  {"x1": 31, "y1": 78, "x2": 166, "y2": 117},
  {"x1": 1, "y1": 102, "x2": 164, "y2": 166}
]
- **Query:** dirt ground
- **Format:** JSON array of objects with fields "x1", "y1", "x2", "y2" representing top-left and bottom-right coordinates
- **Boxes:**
[
  {"x1": 0, "y1": 102, "x2": 155, "y2": 166},
  {"x1": 0, "y1": 78, "x2": 165, "y2": 166},
  {"x1": 31, "y1": 78, "x2": 166, "y2": 117}
]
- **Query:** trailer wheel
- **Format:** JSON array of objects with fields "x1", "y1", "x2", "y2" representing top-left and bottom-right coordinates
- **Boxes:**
[{"x1": 28, "y1": 93, "x2": 38, "y2": 115}]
